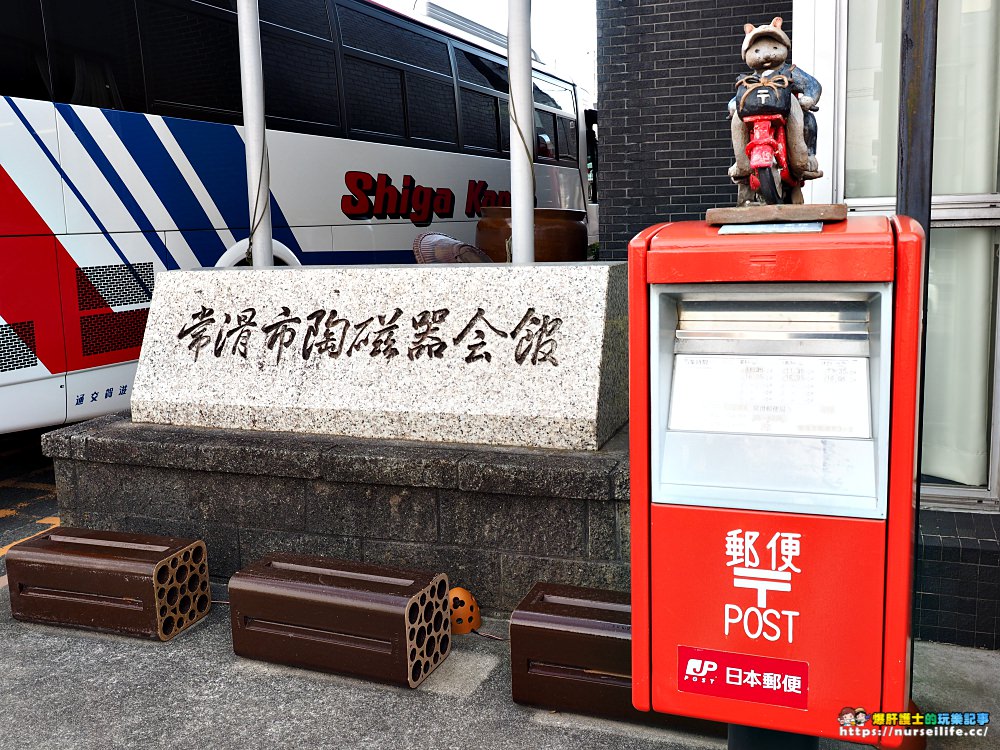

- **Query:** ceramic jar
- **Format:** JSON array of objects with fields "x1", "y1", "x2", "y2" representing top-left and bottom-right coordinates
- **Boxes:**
[{"x1": 475, "y1": 207, "x2": 588, "y2": 263}]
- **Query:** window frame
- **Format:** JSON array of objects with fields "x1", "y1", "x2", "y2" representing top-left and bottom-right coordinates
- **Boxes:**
[
  {"x1": 333, "y1": 0, "x2": 461, "y2": 151},
  {"x1": 532, "y1": 70, "x2": 578, "y2": 164},
  {"x1": 136, "y1": 0, "x2": 242, "y2": 123},
  {"x1": 793, "y1": 0, "x2": 1000, "y2": 511},
  {"x1": 259, "y1": 18, "x2": 344, "y2": 137},
  {"x1": 450, "y1": 40, "x2": 510, "y2": 156},
  {"x1": 135, "y1": 0, "x2": 347, "y2": 136}
]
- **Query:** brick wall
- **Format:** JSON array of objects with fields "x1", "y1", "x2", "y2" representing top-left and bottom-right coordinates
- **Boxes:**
[{"x1": 596, "y1": 0, "x2": 793, "y2": 259}]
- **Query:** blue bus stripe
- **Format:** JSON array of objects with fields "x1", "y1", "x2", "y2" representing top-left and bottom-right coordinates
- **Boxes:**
[
  {"x1": 56, "y1": 105, "x2": 179, "y2": 271},
  {"x1": 101, "y1": 111, "x2": 227, "y2": 267},
  {"x1": 4, "y1": 98, "x2": 157, "y2": 293},
  {"x1": 379, "y1": 250, "x2": 417, "y2": 264},
  {"x1": 272, "y1": 223, "x2": 301, "y2": 253},
  {"x1": 163, "y1": 116, "x2": 302, "y2": 254},
  {"x1": 160, "y1": 117, "x2": 248, "y2": 235}
]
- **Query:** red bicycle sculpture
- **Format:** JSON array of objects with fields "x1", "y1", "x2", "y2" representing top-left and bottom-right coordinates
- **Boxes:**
[{"x1": 743, "y1": 111, "x2": 803, "y2": 205}]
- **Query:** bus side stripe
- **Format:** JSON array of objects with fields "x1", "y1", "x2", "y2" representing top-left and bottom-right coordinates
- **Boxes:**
[
  {"x1": 149, "y1": 117, "x2": 237, "y2": 248},
  {"x1": 55, "y1": 104, "x2": 179, "y2": 271},
  {"x1": 4, "y1": 97, "x2": 161, "y2": 291},
  {"x1": 163, "y1": 117, "x2": 303, "y2": 255},
  {"x1": 101, "y1": 111, "x2": 226, "y2": 268}
]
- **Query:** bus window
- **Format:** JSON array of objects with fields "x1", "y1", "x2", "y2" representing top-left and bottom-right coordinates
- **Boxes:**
[
  {"x1": 343, "y1": 57, "x2": 405, "y2": 137},
  {"x1": 454, "y1": 46, "x2": 510, "y2": 155},
  {"x1": 585, "y1": 108, "x2": 598, "y2": 201},
  {"x1": 407, "y1": 75, "x2": 457, "y2": 144},
  {"x1": 499, "y1": 99, "x2": 511, "y2": 153},
  {"x1": 262, "y1": 27, "x2": 341, "y2": 132},
  {"x1": 192, "y1": 0, "x2": 236, "y2": 9},
  {"x1": 338, "y1": 2, "x2": 463, "y2": 147},
  {"x1": 532, "y1": 79, "x2": 574, "y2": 116},
  {"x1": 456, "y1": 51, "x2": 508, "y2": 93},
  {"x1": 535, "y1": 109, "x2": 556, "y2": 160},
  {"x1": 557, "y1": 117, "x2": 578, "y2": 162},
  {"x1": 0, "y1": 1, "x2": 50, "y2": 102},
  {"x1": 137, "y1": 0, "x2": 242, "y2": 123},
  {"x1": 44, "y1": 0, "x2": 146, "y2": 113},
  {"x1": 461, "y1": 89, "x2": 499, "y2": 152},
  {"x1": 259, "y1": 0, "x2": 332, "y2": 40},
  {"x1": 338, "y1": 4, "x2": 451, "y2": 76}
]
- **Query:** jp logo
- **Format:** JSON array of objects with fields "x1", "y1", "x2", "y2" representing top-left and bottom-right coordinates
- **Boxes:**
[{"x1": 684, "y1": 658, "x2": 718, "y2": 683}]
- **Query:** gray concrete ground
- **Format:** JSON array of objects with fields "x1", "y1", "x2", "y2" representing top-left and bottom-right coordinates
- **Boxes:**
[{"x1": 0, "y1": 583, "x2": 996, "y2": 750}]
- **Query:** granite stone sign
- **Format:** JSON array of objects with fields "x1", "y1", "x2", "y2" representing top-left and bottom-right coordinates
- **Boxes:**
[{"x1": 132, "y1": 264, "x2": 627, "y2": 450}]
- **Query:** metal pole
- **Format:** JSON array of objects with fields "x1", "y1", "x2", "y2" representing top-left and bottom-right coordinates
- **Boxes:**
[
  {"x1": 896, "y1": 0, "x2": 937, "y2": 694},
  {"x1": 508, "y1": 0, "x2": 535, "y2": 263},
  {"x1": 237, "y1": 0, "x2": 273, "y2": 266},
  {"x1": 895, "y1": 0, "x2": 938, "y2": 236}
]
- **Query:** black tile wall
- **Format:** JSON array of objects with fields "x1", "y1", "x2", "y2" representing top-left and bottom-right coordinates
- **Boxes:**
[
  {"x1": 917, "y1": 511, "x2": 1000, "y2": 650},
  {"x1": 596, "y1": 0, "x2": 794, "y2": 259}
]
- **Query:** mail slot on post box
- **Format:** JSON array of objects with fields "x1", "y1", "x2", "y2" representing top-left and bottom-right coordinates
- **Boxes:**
[{"x1": 628, "y1": 217, "x2": 924, "y2": 747}]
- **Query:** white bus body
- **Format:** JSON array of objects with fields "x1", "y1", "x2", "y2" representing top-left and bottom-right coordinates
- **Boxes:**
[{"x1": 0, "y1": 0, "x2": 592, "y2": 433}]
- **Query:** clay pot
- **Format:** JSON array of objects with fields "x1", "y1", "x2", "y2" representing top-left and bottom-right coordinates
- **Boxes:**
[{"x1": 475, "y1": 207, "x2": 588, "y2": 263}]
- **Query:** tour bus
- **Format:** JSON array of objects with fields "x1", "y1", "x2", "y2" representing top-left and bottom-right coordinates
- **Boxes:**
[{"x1": 0, "y1": 0, "x2": 595, "y2": 434}]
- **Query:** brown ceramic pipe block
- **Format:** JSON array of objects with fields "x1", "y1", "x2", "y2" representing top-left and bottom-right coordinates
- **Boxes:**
[
  {"x1": 511, "y1": 583, "x2": 726, "y2": 736},
  {"x1": 229, "y1": 554, "x2": 451, "y2": 688},
  {"x1": 510, "y1": 582, "x2": 636, "y2": 719},
  {"x1": 6, "y1": 527, "x2": 211, "y2": 641}
]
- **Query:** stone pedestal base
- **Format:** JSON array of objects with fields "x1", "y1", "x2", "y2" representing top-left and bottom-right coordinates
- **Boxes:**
[{"x1": 42, "y1": 413, "x2": 630, "y2": 613}]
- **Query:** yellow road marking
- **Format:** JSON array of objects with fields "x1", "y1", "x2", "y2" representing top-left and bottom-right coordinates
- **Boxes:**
[
  {"x1": 0, "y1": 509, "x2": 16, "y2": 519},
  {"x1": 8, "y1": 483, "x2": 57, "y2": 492},
  {"x1": 0, "y1": 516, "x2": 60, "y2": 558},
  {"x1": 0, "y1": 480, "x2": 56, "y2": 490}
]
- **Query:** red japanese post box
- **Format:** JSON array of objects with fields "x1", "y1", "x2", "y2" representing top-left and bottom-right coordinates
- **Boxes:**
[{"x1": 628, "y1": 216, "x2": 924, "y2": 747}]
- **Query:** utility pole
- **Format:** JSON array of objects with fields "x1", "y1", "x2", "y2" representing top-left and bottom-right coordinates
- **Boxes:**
[
  {"x1": 237, "y1": 0, "x2": 274, "y2": 266},
  {"x1": 896, "y1": 0, "x2": 938, "y2": 238},
  {"x1": 508, "y1": 0, "x2": 535, "y2": 263}
]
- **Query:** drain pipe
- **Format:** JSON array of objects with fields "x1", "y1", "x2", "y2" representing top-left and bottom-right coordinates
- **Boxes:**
[
  {"x1": 237, "y1": 0, "x2": 273, "y2": 266},
  {"x1": 508, "y1": 0, "x2": 535, "y2": 263}
]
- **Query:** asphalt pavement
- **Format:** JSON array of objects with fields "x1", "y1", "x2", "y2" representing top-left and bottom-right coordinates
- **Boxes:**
[
  {"x1": 0, "y1": 430, "x2": 997, "y2": 749},
  {"x1": 0, "y1": 429, "x2": 59, "y2": 577},
  {"x1": 0, "y1": 588, "x2": 997, "y2": 750}
]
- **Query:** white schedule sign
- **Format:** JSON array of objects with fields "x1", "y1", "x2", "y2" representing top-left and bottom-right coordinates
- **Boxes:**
[{"x1": 668, "y1": 355, "x2": 871, "y2": 438}]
